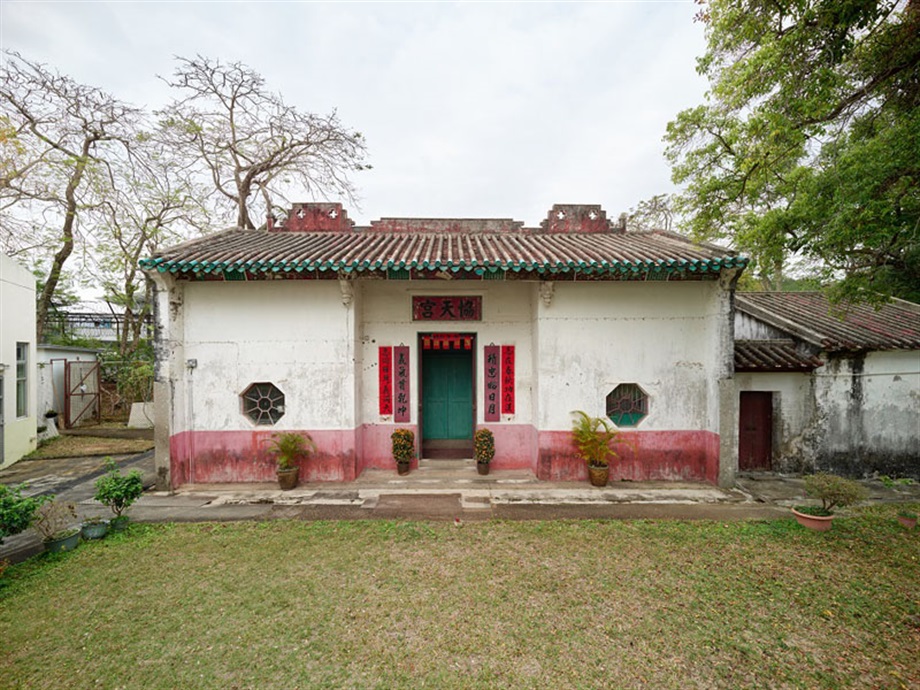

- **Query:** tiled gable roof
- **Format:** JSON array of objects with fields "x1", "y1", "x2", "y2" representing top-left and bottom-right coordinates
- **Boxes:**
[
  {"x1": 140, "y1": 226, "x2": 745, "y2": 279},
  {"x1": 734, "y1": 340, "x2": 824, "y2": 372},
  {"x1": 736, "y1": 292, "x2": 920, "y2": 352}
]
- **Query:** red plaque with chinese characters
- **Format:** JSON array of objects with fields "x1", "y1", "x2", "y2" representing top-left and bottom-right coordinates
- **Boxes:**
[
  {"x1": 413, "y1": 296, "x2": 482, "y2": 321},
  {"x1": 501, "y1": 345, "x2": 515, "y2": 414},
  {"x1": 394, "y1": 346, "x2": 410, "y2": 423},
  {"x1": 379, "y1": 346, "x2": 393, "y2": 415},
  {"x1": 484, "y1": 345, "x2": 500, "y2": 422}
]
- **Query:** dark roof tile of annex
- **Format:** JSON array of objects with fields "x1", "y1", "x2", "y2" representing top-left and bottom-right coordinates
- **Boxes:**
[
  {"x1": 734, "y1": 340, "x2": 824, "y2": 372},
  {"x1": 736, "y1": 292, "x2": 920, "y2": 352},
  {"x1": 140, "y1": 225, "x2": 747, "y2": 278}
]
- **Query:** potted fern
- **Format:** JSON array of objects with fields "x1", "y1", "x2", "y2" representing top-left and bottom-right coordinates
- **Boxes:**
[
  {"x1": 571, "y1": 410, "x2": 621, "y2": 487},
  {"x1": 792, "y1": 474, "x2": 868, "y2": 531},
  {"x1": 474, "y1": 428, "x2": 495, "y2": 475},
  {"x1": 391, "y1": 428, "x2": 415, "y2": 475},
  {"x1": 268, "y1": 432, "x2": 316, "y2": 490}
]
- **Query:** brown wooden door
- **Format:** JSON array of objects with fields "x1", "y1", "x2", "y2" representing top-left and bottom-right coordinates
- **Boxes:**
[{"x1": 739, "y1": 391, "x2": 773, "y2": 471}]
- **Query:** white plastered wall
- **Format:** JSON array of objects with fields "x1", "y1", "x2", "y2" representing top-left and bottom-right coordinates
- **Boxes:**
[
  {"x1": 534, "y1": 280, "x2": 725, "y2": 431},
  {"x1": 358, "y1": 280, "x2": 534, "y2": 426},
  {"x1": 171, "y1": 280, "x2": 357, "y2": 433},
  {"x1": 0, "y1": 253, "x2": 37, "y2": 468},
  {"x1": 816, "y1": 350, "x2": 920, "y2": 469}
]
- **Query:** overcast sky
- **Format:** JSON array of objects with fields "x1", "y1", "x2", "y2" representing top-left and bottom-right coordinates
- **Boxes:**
[{"x1": 1, "y1": 1, "x2": 708, "y2": 228}]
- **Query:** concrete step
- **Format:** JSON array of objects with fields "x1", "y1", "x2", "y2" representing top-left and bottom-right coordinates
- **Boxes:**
[
  {"x1": 418, "y1": 458, "x2": 475, "y2": 470},
  {"x1": 356, "y1": 467, "x2": 540, "y2": 486}
]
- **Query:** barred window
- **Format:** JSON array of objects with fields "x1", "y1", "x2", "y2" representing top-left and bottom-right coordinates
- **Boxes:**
[
  {"x1": 241, "y1": 382, "x2": 285, "y2": 425},
  {"x1": 606, "y1": 383, "x2": 648, "y2": 427},
  {"x1": 16, "y1": 342, "x2": 27, "y2": 418}
]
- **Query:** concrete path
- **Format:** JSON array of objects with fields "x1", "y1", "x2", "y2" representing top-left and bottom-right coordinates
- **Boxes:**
[{"x1": 2, "y1": 452, "x2": 918, "y2": 565}]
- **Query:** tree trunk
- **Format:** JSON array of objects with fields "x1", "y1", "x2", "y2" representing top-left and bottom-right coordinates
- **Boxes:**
[{"x1": 35, "y1": 144, "x2": 91, "y2": 343}]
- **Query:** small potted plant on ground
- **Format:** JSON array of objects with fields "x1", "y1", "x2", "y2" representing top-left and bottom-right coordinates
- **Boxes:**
[
  {"x1": 268, "y1": 432, "x2": 317, "y2": 490},
  {"x1": 80, "y1": 516, "x2": 110, "y2": 540},
  {"x1": 474, "y1": 428, "x2": 495, "y2": 475},
  {"x1": 94, "y1": 459, "x2": 144, "y2": 530},
  {"x1": 32, "y1": 498, "x2": 80, "y2": 553},
  {"x1": 0, "y1": 483, "x2": 46, "y2": 546},
  {"x1": 897, "y1": 509, "x2": 917, "y2": 529},
  {"x1": 792, "y1": 473, "x2": 868, "y2": 531},
  {"x1": 391, "y1": 428, "x2": 415, "y2": 475},
  {"x1": 571, "y1": 410, "x2": 621, "y2": 487}
]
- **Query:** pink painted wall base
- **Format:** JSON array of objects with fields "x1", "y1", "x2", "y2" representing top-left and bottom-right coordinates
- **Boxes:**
[{"x1": 168, "y1": 426, "x2": 720, "y2": 487}]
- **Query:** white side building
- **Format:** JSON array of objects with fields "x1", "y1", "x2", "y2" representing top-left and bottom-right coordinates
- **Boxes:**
[
  {"x1": 734, "y1": 292, "x2": 920, "y2": 478},
  {"x1": 0, "y1": 252, "x2": 37, "y2": 469}
]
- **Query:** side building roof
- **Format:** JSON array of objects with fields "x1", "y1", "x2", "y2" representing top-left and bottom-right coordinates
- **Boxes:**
[{"x1": 736, "y1": 292, "x2": 920, "y2": 353}]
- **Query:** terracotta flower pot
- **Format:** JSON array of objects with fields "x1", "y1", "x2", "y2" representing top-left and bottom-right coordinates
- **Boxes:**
[
  {"x1": 277, "y1": 467, "x2": 299, "y2": 490},
  {"x1": 588, "y1": 465, "x2": 609, "y2": 487},
  {"x1": 792, "y1": 508, "x2": 834, "y2": 531},
  {"x1": 897, "y1": 515, "x2": 917, "y2": 529},
  {"x1": 477, "y1": 462, "x2": 490, "y2": 476},
  {"x1": 397, "y1": 462, "x2": 410, "y2": 476}
]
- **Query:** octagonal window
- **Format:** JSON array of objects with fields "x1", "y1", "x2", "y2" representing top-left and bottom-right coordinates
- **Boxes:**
[
  {"x1": 241, "y1": 382, "x2": 285, "y2": 425},
  {"x1": 606, "y1": 383, "x2": 648, "y2": 427}
]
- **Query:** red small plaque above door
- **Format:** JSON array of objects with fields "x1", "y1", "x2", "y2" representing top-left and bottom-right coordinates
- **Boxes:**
[{"x1": 413, "y1": 296, "x2": 482, "y2": 321}]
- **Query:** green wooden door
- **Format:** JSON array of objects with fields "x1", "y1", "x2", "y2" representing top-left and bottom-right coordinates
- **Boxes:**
[{"x1": 422, "y1": 351, "x2": 473, "y2": 442}]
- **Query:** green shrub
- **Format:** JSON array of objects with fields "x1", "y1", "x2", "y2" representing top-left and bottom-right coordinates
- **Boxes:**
[
  {"x1": 391, "y1": 429, "x2": 415, "y2": 464},
  {"x1": 94, "y1": 459, "x2": 144, "y2": 518},
  {"x1": 474, "y1": 428, "x2": 495, "y2": 464},
  {"x1": 0, "y1": 484, "x2": 47, "y2": 545},
  {"x1": 803, "y1": 473, "x2": 868, "y2": 513}
]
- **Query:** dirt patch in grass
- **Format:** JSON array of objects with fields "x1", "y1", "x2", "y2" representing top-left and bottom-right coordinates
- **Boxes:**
[
  {"x1": 1, "y1": 511, "x2": 918, "y2": 689},
  {"x1": 25, "y1": 434, "x2": 153, "y2": 460}
]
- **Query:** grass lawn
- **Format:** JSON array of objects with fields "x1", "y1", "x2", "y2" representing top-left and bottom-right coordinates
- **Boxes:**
[
  {"x1": 25, "y1": 434, "x2": 153, "y2": 460},
  {"x1": 1, "y1": 510, "x2": 917, "y2": 689}
]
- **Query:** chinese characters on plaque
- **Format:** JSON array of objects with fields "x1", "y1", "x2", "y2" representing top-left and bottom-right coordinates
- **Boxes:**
[
  {"x1": 501, "y1": 346, "x2": 515, "y2": 414},
  {"x1": 484, "y1": 345, "x2": 516, "y2": 422},
  {"x1": 394, "y1": 346, "x2": 410, "y2": 423},
  {"x1": 378, "y1": 347, "x2": 393, "y2": 415},
  {"x1": 412, "y1": 296, "x2": 482, "y2": 321},
  {"x1": 484, "y1": 346, "x2": 500, "y2": 422}
]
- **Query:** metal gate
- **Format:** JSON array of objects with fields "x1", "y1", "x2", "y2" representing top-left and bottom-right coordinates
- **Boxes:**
[{"x1": 64, "y1": 360, "x2": 101, "y2": 428}]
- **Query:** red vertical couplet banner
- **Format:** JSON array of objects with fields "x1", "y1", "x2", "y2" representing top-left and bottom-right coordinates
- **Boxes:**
[
  {"x1": 379, "y1": 346, "x2": 393, "y2": 415},
  {"x1": 501, "y1": 345, "x2": 515, "y2": 414},
  {"x1": 484, "y1": 345, "x2": 500, "y2": 422},
  {"x1": 394, "y1": 346, "x2": 410, "y2": 423}
]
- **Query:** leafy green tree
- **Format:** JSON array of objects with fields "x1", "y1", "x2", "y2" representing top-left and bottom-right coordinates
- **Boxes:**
[{"x1": 665, "y1": 0, "x2": 920, "y2": 301}]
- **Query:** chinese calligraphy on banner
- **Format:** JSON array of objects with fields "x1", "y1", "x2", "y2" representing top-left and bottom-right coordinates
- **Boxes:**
[
  {"x1": 501, "y1": 345, "x2": 515, "y2": 414},
  {"x1": 484, "y1": 345, "x2": 500, "y2": 422},
  {"x1": 413, "y1": 296, "x2": 482, "y2": 321},
  {"x1": 378, "y1": 346, "x2": 393, "y2": 415},
  {"x1": 394, "y1": 346, "x2": 410, "y2": 423}
]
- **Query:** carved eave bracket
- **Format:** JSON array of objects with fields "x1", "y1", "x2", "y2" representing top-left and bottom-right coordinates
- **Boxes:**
[
  {"x1": 339, "y1": 275, "x2": 355, "y2": 307},
  {"x1": 539, "y1": 281, "x2": 555, "y2": 307}
]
